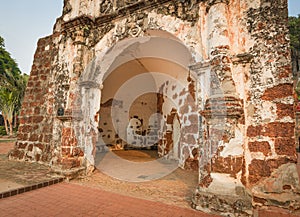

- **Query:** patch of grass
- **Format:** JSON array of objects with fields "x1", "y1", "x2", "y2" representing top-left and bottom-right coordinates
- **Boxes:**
[
  {"x1": 0, "y1": 126, "x2": 19, "y2": 136},
  {"x1": 0, "y1": 138, "x2": 16, "y2": 143},
  {"x1": 0, "y1": 126, "x2": 7, "y2": 136}
]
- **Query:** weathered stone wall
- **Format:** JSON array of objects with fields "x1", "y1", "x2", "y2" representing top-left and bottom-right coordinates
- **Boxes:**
[
  {"x1": 10, "y1": 36, "x2": 57, "y2": 164},
  {"x1": 243, "y1": 0, "x2": 299, "y2": 210},
  {"x1": 191, "y1": 0, "x2": 299, "y2": 215},
  {"x1": 157, "y1": 73, "x2": 199, "y2": 170},
  {"x1": 9, "y1": 0, "x2": 299, "y2": 215},
  {"x1": 245, "y1": 0, "x2": 294, "y2": 183}
]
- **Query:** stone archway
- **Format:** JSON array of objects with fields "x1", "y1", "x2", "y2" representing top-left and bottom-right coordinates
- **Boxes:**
[
  {"x1": 72, "y1": 30, "x2": 201, "y2": 180},
  {"x1": 10, "y1": 0, "x2": 300, "y2": 216}
]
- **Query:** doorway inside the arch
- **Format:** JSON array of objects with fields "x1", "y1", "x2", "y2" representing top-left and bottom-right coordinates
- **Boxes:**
[{"x1": 94, "y1": 33, "x2": 200, "y2": 183}]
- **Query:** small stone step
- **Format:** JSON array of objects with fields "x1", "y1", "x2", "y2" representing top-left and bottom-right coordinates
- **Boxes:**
[{"x1": 256, "y1": 206, "x2": 300, "y2": 217}]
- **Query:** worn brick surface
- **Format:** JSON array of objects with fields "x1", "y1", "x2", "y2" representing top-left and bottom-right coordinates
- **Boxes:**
[
  {"x1": 9, "y1": 36, "x2": 55, "y2": 164},
  {"x1": 0, "y1": 183, "x2": 218, "y2": 217},
  {"x1": 248, "y1": 141, "x2": 271, "y2": 157}
]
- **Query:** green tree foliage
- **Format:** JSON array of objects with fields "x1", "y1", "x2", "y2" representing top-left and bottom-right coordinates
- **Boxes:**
[
  {"x1": 0, "y1": 36, "x2": 4, "y2": 48},
  {"x1": 0, "y1": 37, "x2": 21, "y2": 82},
  {"x1": 289, "y1": 16, "x2": 300, "y2": 51},
  {"x1": 0, "y1": 89, "x2": 17, "y2": 136},
  {"x1": 0, "y1": 36, "x2": 28, "y2": 136}
]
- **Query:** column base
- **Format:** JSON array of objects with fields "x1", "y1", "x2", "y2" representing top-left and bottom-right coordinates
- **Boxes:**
[
  {"x1": 252, "y1": 163, "x2": 300, "y2": 211},
  {"x1": 52, "y1": 166, "x2": 86, "y2": 181},
  {"x1": 192, "y1": 173, "x2": 252, "y2": 216}
]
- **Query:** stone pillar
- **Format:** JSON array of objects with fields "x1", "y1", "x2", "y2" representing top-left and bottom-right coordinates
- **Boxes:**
[
  {"x1": 191, "y1": 64, "x2": 251, "y2": 216},
  {"x1": 192, "y1": 0, "x2": 252, "y2": 215},
  {"x1": 74, "y1": 81, "x2": 102, "y2": 172},
  {"x1": 51, "y1": 17, "x2": 95, "y2": 177},
  {"x1": 189, "y1": 62, "x2": 210, "y2": 183}
]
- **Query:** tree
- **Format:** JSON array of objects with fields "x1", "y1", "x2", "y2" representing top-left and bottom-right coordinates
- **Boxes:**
[
  {"x1": 289, "y1": 16, "x2": 300, "y2": 51},
  {"x1": 0, "y1": 89, "x2": 17, "y2": 136},
  {"x1": 289, "y1": 16, "x2": 300, "y2": 76},
  {"x1": 0, "y1": 36, "x2": 27, "y2": 135},
  {"x1": 0, "y1": 36, "x2": 4, "y2": 48}
]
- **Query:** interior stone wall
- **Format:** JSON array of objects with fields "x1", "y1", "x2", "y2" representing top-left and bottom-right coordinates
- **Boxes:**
[{"x1": 98, "y1": 93, "x2": 159, "y2": 150}]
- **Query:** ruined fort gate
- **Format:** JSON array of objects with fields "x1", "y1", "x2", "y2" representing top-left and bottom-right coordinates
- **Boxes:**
[{"x1": 9, "y1": 0, "x2": 300, "y2": 215}]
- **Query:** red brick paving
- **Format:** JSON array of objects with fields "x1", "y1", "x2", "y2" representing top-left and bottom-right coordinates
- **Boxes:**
[
  {"x1": 0, "y1": 182, "x2": 219, "y2": 217},
  {"x1": 0, "y1": 142, "x2": 299, "y2": 217},
  {"x1": 0, "y1": 141, "x2": 14, "y2": 154},
  {"x1": 257, "y1": 208, "x2": 300, "y2": 217}
]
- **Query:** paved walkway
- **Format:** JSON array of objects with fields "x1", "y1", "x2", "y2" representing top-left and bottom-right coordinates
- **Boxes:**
[
  {"x1": 0, "y1": 141, "x2": 63, "y2": 193},
  {"x1": 0, "y1": 182, "x2": 218, "y2": 217},
  {"x1": 0, "y1": 140, "x2": 300, "y2": 216},
  {"x1": 0, "y1": 141, "x2": 218, "y2": 216},
  {"x1": 0, "y1": 139, "x2": 15, "y2": 154}
]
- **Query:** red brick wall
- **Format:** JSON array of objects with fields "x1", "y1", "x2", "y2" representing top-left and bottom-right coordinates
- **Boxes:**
[
  {"x1": 9, "y1": 36, "x2": 56, "y2": 164},
  {"x1": 243, "y1": 0, "x2": 297, "y2": 187}
]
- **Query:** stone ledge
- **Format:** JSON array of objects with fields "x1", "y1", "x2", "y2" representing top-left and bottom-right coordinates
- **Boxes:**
[
  {"x1": 56, "y1": 115, "x2": 73, "y2": 121},
  {"x1": 200, "y1": 96, "x2": 244, "y2": 119},
  {"x1": 0, "y1": 177, "x2": 64, "y2": 199},
  {"x1": 252, "y1": 163, "x2": 300, "y2": 211},
  {"x1": 192, "y1": 188, "x2": 252, "y2": 216},
  {"x1": 254, "y1": 206, "x2": 300, "y2": 217},
  {"x1": 52, "y1": 167, "x2": 86, "y2": 181}
]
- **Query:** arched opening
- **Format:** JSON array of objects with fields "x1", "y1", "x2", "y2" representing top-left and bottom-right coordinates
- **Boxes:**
[
  {"x1": 98, "y1": 56, "x2": 191, "y2": 164},
  {"x1": 73, "y1": 31, "x2": 201, "y2": 204}
]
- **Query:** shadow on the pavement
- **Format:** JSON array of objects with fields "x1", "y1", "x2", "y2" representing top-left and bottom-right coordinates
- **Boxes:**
[{"x1": 0, "y1": 141, "x2": 64, "y2": 199}]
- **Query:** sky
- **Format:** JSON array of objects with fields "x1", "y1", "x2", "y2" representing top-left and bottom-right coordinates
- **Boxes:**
[
  {"x1": 0, "y1": 0, "x2": 299, "y2": 75},
  {"x1": 0, "y1": 1, "x2": 63, "y2": 74}
]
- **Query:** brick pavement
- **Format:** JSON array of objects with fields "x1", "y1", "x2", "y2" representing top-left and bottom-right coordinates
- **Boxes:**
[
  {"x1": 0, "y1": 141, "x2": 15, "y2": 154},
  {"x1": 0, "y1": 141, "x2": 299, "y2": 216},
  {"x1": 0, "y1": 142, "x2": 64, "y2": 194},
  {"x1": 0, "y1": 182, "x2": 219, "y2": 217}
]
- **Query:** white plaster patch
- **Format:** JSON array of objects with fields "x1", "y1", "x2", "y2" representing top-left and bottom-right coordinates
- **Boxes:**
[
  {"x1": 274, "y1": 96, "x2": 294, "y2": 104},
  {"x1": 258, "y1": 101, "x2": 277, "y2": 122},
  {"x1": 206, "y1": 173, "x2": 243, "y2": 195},
  {"x1": 250, "y1": 152, "x2": 266, "y2": 160},
  {"x1": 220, "y1": 129, "x2": 243, "y2": 157}
]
